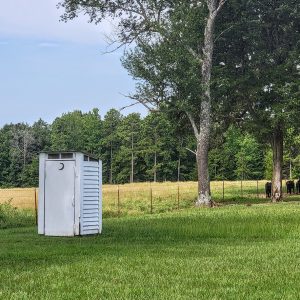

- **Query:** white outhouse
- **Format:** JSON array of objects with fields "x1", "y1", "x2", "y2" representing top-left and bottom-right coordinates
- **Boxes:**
[{"x1": 38, "y1": 152, "x2": 102, "y2": 236}]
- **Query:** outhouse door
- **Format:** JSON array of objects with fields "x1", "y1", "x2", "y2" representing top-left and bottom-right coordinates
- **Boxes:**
[{"x1": 44, "y1": 160, "x2": 75, "y2": 236}]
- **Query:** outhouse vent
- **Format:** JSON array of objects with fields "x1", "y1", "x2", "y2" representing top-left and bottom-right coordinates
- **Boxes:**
[
  {"x1": 89, "y1": 157, "x2": 98, "y2": 162},
  {"x1": 84, "y1": 155, "x2": 98, "y2": 162},
  {"x1": 48, "y1": 153, "x2": 60, "y2": 159},
  {"x1": 61, "y1": 153, "x2": 73, "y2": 159},
  {"x1": 48, "y1": 153, "x2": 74, "y2": 159}
]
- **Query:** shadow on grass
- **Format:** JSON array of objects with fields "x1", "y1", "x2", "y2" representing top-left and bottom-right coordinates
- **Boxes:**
[{"x1": 215, "y1": 194, "x2": 300, "y2": 206}]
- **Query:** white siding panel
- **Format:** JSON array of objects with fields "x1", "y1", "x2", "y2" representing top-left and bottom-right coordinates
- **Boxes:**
[{"x1": 81, "y1": 161, "x2": 101, "y2": 235}]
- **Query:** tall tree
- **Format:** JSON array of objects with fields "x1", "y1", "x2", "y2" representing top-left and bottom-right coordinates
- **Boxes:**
[
  {"x1": 11, "y1": 124, "x2": 34, "y2": 170},
  {"x1": 101, "y1": 109, "x2": 123, "y2": 184},
  {"x1": 214, "y1": 0, "x2": 300, "y2": 201},
  {"x1": 31, "y1": 119, "x2": 51, "y2": 153},
  {"x1": 139, "y1": 112, "x2": 175, "y2": 182},
  {"x1": 235, "y1": 133, "x2": 264, "y2": 180},
  {"x1": 58, "y1": 0, "x2": 227, "y2": 206},
  {"x1": 51, "y1": 109, "x2": 102, "y2": 156},
  {"x1": 82, "y1": 108, "x2": 102, "y2": 156},
  {"x1": 115, "y1": 113, "x2": 142, "y2": 183},
  {"x1": 0, "y1": 122, "x2": 45, "y2": 187},
  {"x1": 51, "y1": 110, "x2": 86, "y2": 151}
]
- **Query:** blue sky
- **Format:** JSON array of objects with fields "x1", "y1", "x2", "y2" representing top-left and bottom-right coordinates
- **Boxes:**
[{"x1": 0, "y1": 0, "x2": 147, "y2": 127}]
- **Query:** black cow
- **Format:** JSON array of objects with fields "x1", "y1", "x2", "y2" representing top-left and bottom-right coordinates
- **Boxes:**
[
  {"x1": 265, "y1": 182, "x2": 272, "y2": 198},
  {"x1": 296, "y1": 180, "x2": 300, "y2": 194},
  {"x1": 286, "y1": 180, "x2": 295, "y2": 194}
]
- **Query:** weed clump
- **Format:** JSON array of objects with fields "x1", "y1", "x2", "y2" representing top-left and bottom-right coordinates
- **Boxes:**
[{"x1": 0, "y1": 200, "x2": 35, "y2": 229}]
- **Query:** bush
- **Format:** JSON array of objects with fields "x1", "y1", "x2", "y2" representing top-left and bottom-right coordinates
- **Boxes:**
[{"x1": 0, "y1": 200, "x2": 35, "y2": 229}]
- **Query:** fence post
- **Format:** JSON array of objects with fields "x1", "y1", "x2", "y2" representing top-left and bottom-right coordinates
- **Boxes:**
[
  {"x1": 150, "y1": 186, "x2": 153, "y2": 214},
  {"x1": 117, "y1": 185, "x2": 120, "y2": 217},
  {"x1": 177, "y1": 184, "x2": 180, "y2": 210},
  {"x1": 222, "y1": 180, "x2": 225, "y2": 201},
  {"x1": 256, "y1": 180, "x2": 259, "y2": 198},
  {"x1": 241, "y1": 180, "x2": 243, "y2": 198},
  {"x1": 34, "y1": 188, "x2": 38, "y2": 226}
]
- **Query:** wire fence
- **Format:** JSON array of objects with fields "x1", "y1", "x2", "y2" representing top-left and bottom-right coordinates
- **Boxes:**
[
  {"x1": 102, "y1": 181, "x2": 273, "y2": 216},
  {"x1": 2, "y1": 180, "x2": 299, "y2": 220},
  {"x1": 0, "y1": 188, "x2": 38, "y2": 210}
]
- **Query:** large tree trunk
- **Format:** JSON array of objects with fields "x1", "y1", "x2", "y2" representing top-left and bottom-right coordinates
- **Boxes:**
[
  {"x1": 196, "y1": 137, "x2": 211, "y2": 206},
  {"x1": 271, "y1": 125, "x2": 283, "y2": 202},
  {"x1": 186, "y1": 1, "x2": 225, "y2": 207},
  {"x1": 195, "y1": 3, "x2": 221, "y2": 207},
  {"x1": 196, "y1": 100, "x2": 211, "y2": 205}
]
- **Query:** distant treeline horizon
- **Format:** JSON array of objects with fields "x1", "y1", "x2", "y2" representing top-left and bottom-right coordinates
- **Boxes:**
[{"x1": 0, "y1": 108, "x2": 299, "y2": 188}]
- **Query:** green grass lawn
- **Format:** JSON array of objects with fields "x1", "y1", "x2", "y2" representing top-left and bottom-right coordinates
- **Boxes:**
[{"x1": 1, "y1": 204, "x2": 300, "y2": 299}]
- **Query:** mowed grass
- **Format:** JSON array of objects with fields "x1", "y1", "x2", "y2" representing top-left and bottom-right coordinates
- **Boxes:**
[
  {"x1": 2, "y1": 203, "x2": 300, "y2": 299},
  {"x1": 2, "y1": 181, "x2": 300, "y2": 217}
]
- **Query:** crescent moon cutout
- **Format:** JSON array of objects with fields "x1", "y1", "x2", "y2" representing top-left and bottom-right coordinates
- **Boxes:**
[{"x1": 59, "y1": 163, "x2": 64, "y2": 170}]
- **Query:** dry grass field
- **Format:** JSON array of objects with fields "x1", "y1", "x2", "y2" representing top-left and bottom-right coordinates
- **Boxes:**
[
  {"x1": 2, "y1": 180, "x2": 299, "y2": 217},
  {"x1": 0, "y1": 188, "x2": 38, "y2": 209}
]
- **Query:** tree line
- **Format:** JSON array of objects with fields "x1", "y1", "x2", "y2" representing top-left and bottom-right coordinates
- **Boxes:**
[{"x1": 0, "y1": 108, "x2": 299, "y2": 188}]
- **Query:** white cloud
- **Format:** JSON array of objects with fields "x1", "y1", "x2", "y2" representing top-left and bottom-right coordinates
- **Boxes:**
[{"x1": 0, "y1": 0, "x2": 114, "y2": 44}]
